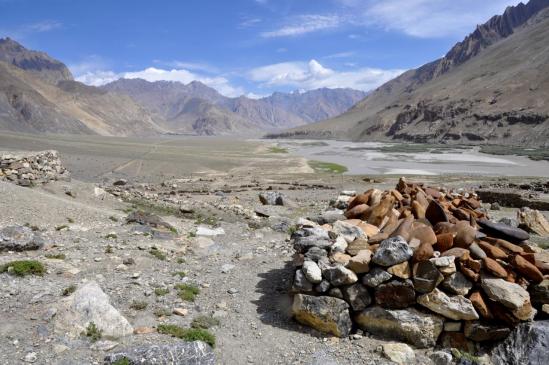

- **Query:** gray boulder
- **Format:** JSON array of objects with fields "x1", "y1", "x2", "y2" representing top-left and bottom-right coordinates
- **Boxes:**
[
  {"x1": 292, "y1": 294, "x2": 352, "y2": 337},
  {"x1": 0, "y1": 225, "x2": 44, "y2": 251},
  {"x1": 372, "y1": 236, "x2": 413, "y2": 267},
  {"x1": 492, "y1": 321, "x2": 549, "y2": 365},
  {"x1": 104, "y1": 342, "x2": 215, "y2": 365}
]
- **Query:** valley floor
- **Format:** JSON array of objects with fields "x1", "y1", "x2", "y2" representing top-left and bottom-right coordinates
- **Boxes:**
[{"x1": 0, "y1": 132, "x2": 548, "y2": 364}]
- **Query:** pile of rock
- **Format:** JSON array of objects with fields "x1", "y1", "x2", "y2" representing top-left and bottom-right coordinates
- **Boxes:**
[
  {"x1": 0, "y1": 150, "x2": 69, "y2": 186},
  {"x1": 290, "y1": 178, "x2": 548, "y2": 350}
]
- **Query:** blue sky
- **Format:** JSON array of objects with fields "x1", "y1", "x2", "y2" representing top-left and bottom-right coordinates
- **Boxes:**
[{"x1": 0, "y1": 0, "x2": 522, "y2": 97}]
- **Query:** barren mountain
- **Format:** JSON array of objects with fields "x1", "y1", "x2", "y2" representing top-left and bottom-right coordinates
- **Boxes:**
[
  {"x1": 102, "y1": 78, "x2": 366, "y2": 134},
  {"x1": 279, "y1": 0, "x2": 549, "y2": 148},
  {"x1": 0, "y1": 37, "x2": 73, "y2": 85},
  {"x1": 0, "y1": 39, "x2": 165, "y2": 136}
]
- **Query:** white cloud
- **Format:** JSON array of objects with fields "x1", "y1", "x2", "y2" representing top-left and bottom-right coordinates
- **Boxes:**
[
  {"x1": 343, "y1": 0, "x2": 523, "y2": 38},
  {"x1": 25, "y1": 20, "x2": 62, "y2": 33},
  {"x1": 324, "y1": 51, "x2": 355, "y2": 59},
  {"x1": 239, "y1": 17, "x2": 262, "y2": 28},
  {"x1": 248, "y1": 59, "x2": 404, "y2": 91},
  {"x1": 261, "y1": 14, "x2": 342, "y2": 38},
  {"x1": 72, "y1": 60, "x2": 245, "y2": 97}
]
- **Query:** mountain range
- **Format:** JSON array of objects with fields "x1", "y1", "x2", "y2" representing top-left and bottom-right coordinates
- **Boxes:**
[
  {"x1": 0, "y1": 37, "x2": 365, "y2": 136},
  {"x1": 276, "y1": 0, "x2": 549, "y2": 148},
  {"x1": 101, "y1": 79, "x2": 366, "y2": 135}
]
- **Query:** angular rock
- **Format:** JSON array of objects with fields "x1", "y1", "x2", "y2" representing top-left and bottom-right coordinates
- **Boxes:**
[
  {"x1": 355, "y1": 306, "x2": 444, "y2": 348},
  {"x1": 362, "y1": 267, "x2": 392, "y2": 288},
  {"x1": 425, "y1": 200, "x2": 449, "y2": 226},
  {"x1": 517, "y1": 207, "x2": 549, "y2": 237},
  {"x1": 430, "y1": 256, "x2": 457, "y2": 276},
  {"x1": 372, "y1": 236, "x2": 413, "y2": 267},
  {"x1": 382, "y1": 343, "x2": 415, "y2": 365},
  {"x1": 481, "y1": 277, "x2": 530, "y2": 310},
  {"x1": 346, "y1": 249, "x2": 372, "y2": 274},
  {"x1": 434, "y1": 233, "x2": 454, "y2": 252},
  {"x1": 454, "y1": 224, "x2": 476, "y2": 248},
  {"x1": 345, "y1": 238, "x2": 370, "y2": 256},
  {"x1": 492, "y1": 321, "x2": 549, "y2": 365},
  {"x1": 464, "y1": 321, "x2": 511, "y2": 342},
  {"x1": 330, "y1": 252, "x2": 351, "y2": 266},
  {"x1": 55, "y1": 281, "x2": 133, "y2": 338},
  {"x1": 292, "y1": 294, "x2": 352, "y2": 337},
  {"x1": 441, "y1": 272, "x2": 473, "y2": 296},
  {"x1": 332, "y1": 221, "x2": 365, "y2": 243},
  {"x1": 375, "y1": 280, "x2": 416, "y2": 309},
  {"x1": 477, "y1": 241, "x2": 508, "y2": 260},
  {"x1": 0, "y1": 225, "x2": 44, "y2": 252},
  {"x1": 511, "y1": 254, "x2": 544, "y2": 283},
  {"x1": 417, "y1": 288, "x2": 479, "y2": 320},
  {"x1": 477, "y1": 218, "x2": 530, "y2": 243},
  {"x1": 304, "y1": 247, "x2": 328, "y2": 262},
  {"x1": 259, "y1": 191, "x2": 284, "y2": 206},
  {"x1": 483, "y1": 257, "x2": 508, "y2": 278},
  {"x1": 322, "y1": 264, "x2": 358, "y2": 286},
  {"x1": 341, "y1": 283, "x2": 372, "y2": 311},
  {"x1": 292, "y1": 270, "x2": 314, "y2": 293},
  {"x1": 530, "y1": 279, "x2": 549, "y2": 308},
  {"x1": 293, "y1": 236, "x2": 332, "y2": 253},
  {"x1": 126, "y1": 211, "x2": 174, "y2": 231},
  {"x1": 413, "y1": 261, "x2": 444, "y2": 294},
  {"x1": 314, "y1": 280, "x2": 331, "y2": 294},
  {"x1": 387, "y1": 261, "x2": 411, "y2": 279},
  {"x1": 413, "y1": 242, "x2": 434, "y2": 262},
  {"x1": 469, "y1": 242, "x2": 487, "y2": 259},
  {"x1": 302, "y1": 261, "x2": 322, "y2": 284},
  {"x1": 469, "y1": 291, "x2": 493, "y2": 319},
  {"x1": 104, "y1": 342, "x2": 215, "y2": 365}
]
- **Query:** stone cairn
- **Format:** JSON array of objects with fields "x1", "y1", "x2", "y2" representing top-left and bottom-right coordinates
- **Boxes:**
[
  {"x1": 0, "y1": 150, "x2": 69, "y2": 186},
  {"x1": 290, "y1": 178, "x2": 548, "y2": 350}
]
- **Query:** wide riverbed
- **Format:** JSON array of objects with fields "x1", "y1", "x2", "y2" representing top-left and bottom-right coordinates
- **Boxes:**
[{"x1": 276, "y1": 140, "x2": 549, "y2": 177}]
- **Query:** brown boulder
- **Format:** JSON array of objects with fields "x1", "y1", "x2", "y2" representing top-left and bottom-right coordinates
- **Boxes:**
[
  {"x1": 511, "y1": 254, "x2": 544, "y2": 283},
  {"x1": 389, "y1": 216, "x2": 414, "y2": 242},
  {"x1": 482, "y1": 257, "x2": 508, "y2": 278},
  {"x1": 412, "y1": 200, "x2": 426, "y2": 219},
  {"x1": 454, "y1": 222, "x2": 476, "y2": 248},
  {"x1": 434, "y1": 222, "x2": 457, "y2": 235},
  {"x1": 483, "y1": 237, "x2": 524, "y2": 254},
  {"x1": 410, "y1": 226, "x2": 437, "y2": 246},
  {"x1": 347, "y1": 250, "x2": 372, "y2": 274},
  {"x1": 345, "y1": 204, "x2": 369, "y2": 219},
  {"x1": 425, "y1": 200, "x2": 449, "y2": 226},
  {"x1": 434, "y1": 233, "x2": 454, "y2": 252},
  {"x1": 413, "y1": 242, "x2": 434, "y2": 262},
  {"x1": 477, "y1": 241, "x2": 508, "y2": 260},
  {"x1": 346, "y1": 238, "x2": 370, "y2": 256},
  {"x1": 442, "y1": 248, "x2": 470, "y2": 261},
  {"x1": 460, "y1": 266, "x2": 480, "y2": 282},
  {"x1": 375, "y1": 280, "x2": 416, "y2": 309},
  {"x1": 368, "y1": 195, "x2": 396, "y2": 227},
  {"x1": 469, "y1": 291, "x2": 493, "y2": 319}
]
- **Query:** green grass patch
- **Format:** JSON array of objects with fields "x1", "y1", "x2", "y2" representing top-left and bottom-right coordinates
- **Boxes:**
[
  {"x1": 480, "y1": 145, "x2": 549, "y2": 161},
  {"x1": 154, "y1": 308, "x2": 172, "y2": 317},
  {"x1": 149, "y1": 247, "x2": 167, "y2": 260},
  {"x1": 45, "y1": 253, "x2": 66, "y2": 260},
  {"x1": 157, "y1": 324, "x2": 215, "y2": 347},
  {"x1": 105, "y1": 244, "x2": 114, "y2": 254},
  {"x1": 308, "y1": 160, "x2": 348, "y2": 174},
  {"x1": 104, "y1": 233, "x2": 118, "y2": 239},
  {"x1": 194, "y1": 214, "x2": 219, "y2": 227},
  {"x1": 175, "y1": 283, "x2": 200, "y2": 302},
  {"x1": 191, "y1": 315, "x2": 220, "y2": 329},
  {"x1": 173, "y1": 271, "x2": 186, "y2": 278},
  {"x1": 62, "y1": 284, "x2": 77, "y2": 296},
  {"x1": 111, "y1": 358, "x2": 130, "y2": 365},
  {"x1": 129, "y1": 300, "x2": 148, "y2": 310},
  {"x1": 83, "y1": 322, "x2": 102, "y2": 342},
  {"x1": 0, "y1": 260, "x2": 45, "y2": 277},
  {"x1": 267, "y1": 146, "x2": 289, "y2": 154},
  {"x1": 154, "y1": 288, "x2": 169, "y2": 296}
]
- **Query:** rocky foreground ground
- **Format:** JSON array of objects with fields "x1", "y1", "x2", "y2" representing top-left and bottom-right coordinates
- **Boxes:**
[{"x1": 1, "y1": 150, "x2": 549, "y2": 365}]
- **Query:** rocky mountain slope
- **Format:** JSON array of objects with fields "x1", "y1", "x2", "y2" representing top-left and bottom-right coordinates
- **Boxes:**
[
  {"x1": 102, "y1": 78, "x2": 366, "y2": 135},
  {"x1": 0, "y1": 39, "x2": 166, "y2": 136},
  {"x1": 280, "y1": 0, "x2": 549, "y2": 148}
]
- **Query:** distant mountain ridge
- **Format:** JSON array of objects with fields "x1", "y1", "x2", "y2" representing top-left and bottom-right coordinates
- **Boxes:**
[
  {"x1": 102, "y1": 78, "x2": 366, "y2": 135},
  {"x1": 0, "y1": 38, "x2": 165, "y2": 136},
  {"x1": 279, "y1": 0, "x2": 549, "y2": 148}
]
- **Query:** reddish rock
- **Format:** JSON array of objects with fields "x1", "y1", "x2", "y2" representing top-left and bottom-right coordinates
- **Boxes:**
[
  {"x1": 469, "y1": 291, "x2": 493, "y2": 319},
  {"x1": 483, "y1": 237, "x2": 524, "y2": 254},
  {"x1": 511, "y1": 254, "x2": 544, "y2": 283},
  {"x1": 368, "y1": 195, "x2": 395, "y2": 227},
  {"x1": 477, "y1": 241, "x2": 508, "y2": 260},
  {"x1": 389, "y1": 216, "x2": 414, "y2": 242},
  {"x1": 442, "y1": 248, "x2": 470, "y2": 261},
  {"x1": 463, "y1": 258, "x2": 481, "y2": 273},
  {"x1": 434, "y1": 233, "x2": 454, "y2": 252},
  {"x1": 454, "y1": 222, "x2": 476, "y2": 248},
  {"x1": 345, "y1": 204, "x2": 369, "y2": 219},
  {"x1": 482, "y1": 257, "x2": 508, "y2": 278},
  {"x1": 460, "y1": 266, "x2": 480, "y2": 282},
  {"x1": 412, "y1": 200, "x2": 426, "y2": 219},
  {"x1": 413, "y1": 242, "x2": 434, "y2": 262},
  {"x1": 348, "y1": 192, "x2": 372, "y2": 210},
  {"x1": 440, "y1": 332, "x2": 475, "y2": 353},
  {"x1": 434, "y1": 222, "x2": 457, "y2": 235},
  {"x1": 425, "y1": 200, "x2": 449, "y2": 226},
  {"x1": 410, "y1": 226, "x2": 437, "y2": 246}
]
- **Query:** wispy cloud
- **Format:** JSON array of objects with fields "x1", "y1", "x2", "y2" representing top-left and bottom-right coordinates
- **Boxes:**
[
  {"x1": 1, "y1": 19, "x2": 62, "y2": 40},
  {"x1": 261, "y1": 14, "x2": 342, "y2": 38},
  {"x1": 152, "y1": 60, "x2": 219, "y2": 73},
  {"x1": 324, "y1": 51, "x2": 355, "y2": 59},
  {"x1": 337, "y1": 0, "x2": 523, "y2": 38},
  {"x1": 248, "y1": 59, "x2": 404, "y2": 91},
  {"x1": 239, "y1": 16, "x2": 262, "y2": 29}
]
